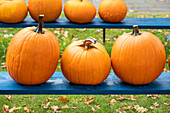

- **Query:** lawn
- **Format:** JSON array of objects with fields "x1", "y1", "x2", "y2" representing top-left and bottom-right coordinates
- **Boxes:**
[{"x1": 0, "y1": 14, "x2": 170, "y2": 112}]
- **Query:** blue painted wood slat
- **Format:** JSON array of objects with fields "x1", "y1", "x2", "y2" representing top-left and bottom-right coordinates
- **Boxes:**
[
  {"x1": 0, "y1": 17, "x2": 170, "y2": 29},
  {"x1": 0, "y1": 72, "x2": 169, "y2": 95}
]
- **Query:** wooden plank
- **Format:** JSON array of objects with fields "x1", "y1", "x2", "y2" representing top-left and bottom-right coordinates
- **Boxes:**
[
  {"x1": 0, "y1": 17, "x2": 170, "y2": 29},
  {"x1": 0, "y1": 72, "x2": 169, "y2": 95}
]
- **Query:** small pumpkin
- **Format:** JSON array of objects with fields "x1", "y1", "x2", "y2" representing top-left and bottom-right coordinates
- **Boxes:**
[
  {"x1": 98, "y1": 0, "x2": 127, "y2": 23},
  {"x1": 111, "y1": 25, "x2": 166, "y2": 85},
  {"x1": 6, "y1": 15, "x2": 60, "y2": 85},
  {"x1": 61, "y1": 37, "x2": 111, "y2": 85},
  {"x1": 0, "y1": 0, "x2": 28, "y2": 23},
  {"x1": 28, "y1": 0, "x2": 62, "y2": 22},
  {"x1": 64, "y1": 0, "x2": 96, "y2": 23}
]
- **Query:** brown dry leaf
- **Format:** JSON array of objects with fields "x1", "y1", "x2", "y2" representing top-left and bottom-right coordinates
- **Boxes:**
[
  {"x1": 72, "y1": 107, "x2": 78, "y2": 109},
  {"x1": 134, "y1": 105, "x2": 148, "y2": 113},
  {"x1": 91, "y1": 107, "x2": 96, "y2": 112},
  {"x1": 62, "y1": 104, "x2": 69, "y2": 109},
  {"x1": 9, "y1": 107, "x2": 22, "y2": 112},
  {"x1": 150, "y1": 106, "x2": 154, "y2": 109},
  {"x1": 84, "y1": 97, "x2": 95, "y2": 104},
  {"x1": 108, "y1": 99, "x2": 117, "y2": 105},
  {"x1": 42, "y1": 102, "x2": 50, "y2": 109},
  {"x1": 130, "y1": 95, "x2": 138, "y2": 100},
  {"x1": 23, "y1": 107, "x2": 34, "y2": 112},
  {"x1": 116, "y1": 96, "x2": 130, "y2": 101},
  {"x1": 3, "y1": 105, "x2": 9, "y2": 112},
  {"x1": 147, "y1": 95, "x2": 160, "y2": 99},
  {"x1": 168, "y1": 106, "x2": 170, "y2": 111},
  {"x1": 95, "y1": 105, "x2": 100, "y2": 109},
  {"x1": 5, "y1": 95, "x2": 11, "y2": 100},
  {"x1": 50, "y1": 105, "x2": 59, "y2": 111},
  {"x1": 152, "y1": 102, "x2": 159, "y2": 107},
  {"x1": 58, "y1": 96, "x2": 70, "y2": 102},
  {"x1": 165, "y1": 95, "x2": 170, "y2": 97},
  {"x1": 164, "y1": 102, "x2": 170, "y2": 105}
]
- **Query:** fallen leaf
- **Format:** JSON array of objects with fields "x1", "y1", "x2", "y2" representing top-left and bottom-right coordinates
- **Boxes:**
[
  {"x1": 108, "y1": 99, "x2": 117, "y2": 105},
  {"x1": 23, "y1": 107, "x2": 34, "y2": 112},
  {"x1": 3, "y1": 105, "x2": 9, "y2": 112},
  {"x1": 58, "y1": 96, "x2": 70, "y2": 102},
  {"x1": 54, "y1": 30, "x2": 60, "y2": 35},
  {"x1": 84, "y1": 97, "x2": 95, "y2": 104},
  {"x1": 95, "y1": 105, "x2": 100, "y2": 109},
  {"x1": 9, "y1": 107, "x2": 22, "y2": 112},
  {"x1": 50, "y1": 105, "x2": 59, "y2": 111},
  {"x1": 130, "y1": 95, "x2": 138, "y2": 100},
  {"x1": 152, "y1": 102, "x2": 159, "y2": 107},
  {"x1": 150, "y1": 106, "x2": 154, "y2": 109},
  {"x1": 5, "y1": 95, "x2": 11, "y2": 100},
  {"x1": 165, "y1": 95, "x2": 170, "y2": 97},
  {"x1": 42, "y1": 102, "x2": 50, "y2": 109},
  {"x1": 64, "y1": 31, "x2": 69, "y2": 37},
  {"x1": 168, "y1": 106, "x2": 170, "y2": 111},
  {"x1": 147, "y1": 95, "x2": 160, "y2": 99},
  {"x1": 62, "y1": 104, "x2": 69, "y2": 109},
  {"x1": 72, "y1": 107, "x2": 78, "y2": 109},
  {"x1": 91, "y1": 107, "x2": 96, "y2": 112},
  {"x1": 134, "y1": 105, "x2": 148, "y2": 113},
  {"x1": 164, "y1": 102, "x2": 170, "y2": 105},
  {"x1": 116, "y1": 96, "x2": 130, "y2": 101}
]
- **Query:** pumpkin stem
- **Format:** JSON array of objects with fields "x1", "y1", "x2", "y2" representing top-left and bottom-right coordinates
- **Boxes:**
[
  {"x1": 131, "y1": 25, "x2": 141, "y2": 36},
  {"x1": 83, "y1": 37, "x2": 97, "y2": 50},
  {"x1": 33, "y1": 15, "x2": 45, "y2": 34}
]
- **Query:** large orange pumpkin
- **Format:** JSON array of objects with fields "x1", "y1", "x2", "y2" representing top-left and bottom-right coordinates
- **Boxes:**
[
  {"x1": 28, "y1": 0, "x2": 62, "y2": 22},
  {"x1": 61, "y1": 37, "x2": 111, "y2": 85},
  {"x1": 0, "y1": 0, "x2": 28, "y2": 23},
  {"x1": 6, "y1": 15, "x2": 60, "y2": 85},
  {"x1": 64, "y1": 0, "x2": 96, "y2": 23},
  {"x1": 111, "y1": 25, "x2": 166, "y2": 85},
  {"x1": 98, "y1": 0, "x2": 127, "y2": 23}
]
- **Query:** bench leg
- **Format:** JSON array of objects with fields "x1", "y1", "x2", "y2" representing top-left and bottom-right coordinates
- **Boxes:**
[{"x1": 103, "y1": 28, "x2": 106, "y2": 44}]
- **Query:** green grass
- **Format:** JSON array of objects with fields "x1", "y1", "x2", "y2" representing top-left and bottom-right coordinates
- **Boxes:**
[{"x1": 0, "y1": 95, "x2": 169, "y2": 112}]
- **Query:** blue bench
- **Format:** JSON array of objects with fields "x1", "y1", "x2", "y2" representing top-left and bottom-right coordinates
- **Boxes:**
[
  {"x1": 0, "y1": 17, "x2": 170, "y2": 43},
  {"x1": 0, "y1": 72, "x2": 169, "y2": 94},
  {"x1": 0, "y1": 17, "x2": 170, "y2": 94}
]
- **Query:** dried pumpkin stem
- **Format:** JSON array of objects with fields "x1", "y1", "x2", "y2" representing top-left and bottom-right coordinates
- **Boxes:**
[
  {"x1": 83, "y1": 37, "x2": 97, "y2": 50},
  {"x1": 131, "y1": 25, "x2": 141, "y2": 36},
  {"x1": 33, "y1": 15, "x2": 45, "y2": 34}
]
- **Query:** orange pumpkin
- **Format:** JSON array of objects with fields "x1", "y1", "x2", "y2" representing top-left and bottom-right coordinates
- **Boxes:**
[
  {"x1": 28, "y1": 0, "x2": 62, "y2": 22},
  {"x1": 0, "y1": 0, "x2": 28, "y2": 23},
  {"x1": 61, "y1": 37, "x2": 111, "y2": 85},
  {"x1": 6, "y1": 15, "x2": 60, "y2": 85},
  {"x1": 111, "y1": 25, "x2": 166, "y2": 85},
  {"x1": 98, "y1": 0, "x2": 127, "y2": 23},
  {"x1": 64, "y1": 0, "x2": 96, "y2": 23}
]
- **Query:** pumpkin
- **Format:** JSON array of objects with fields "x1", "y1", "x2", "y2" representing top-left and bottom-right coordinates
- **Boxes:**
[
  {"x1": 98, "y1": 0, "x2": 127, "y2": 23},
  {"x1": 61, "y1": 37, "x2": 111, "y2": 85},
  {"x1": 111, "y1": 25, "x2": 166, "y2": 85},
  {"x1": 64, "y1": 0, "x2": 96, "y2": 23},
  {"x1": 28, "y1": 0, "x2": 62, "y2": 22},
  {"x1": 0, "y1": 0, "x2": 28, "y2": 23},
  {"x1": 6, "y1": 15, "x2": 60, "y2": 85}
]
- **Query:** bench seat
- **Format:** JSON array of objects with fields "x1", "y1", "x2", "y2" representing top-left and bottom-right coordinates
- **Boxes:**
[{"x1": 0, "y1": 72, "x2": 169, "y2": 95}]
